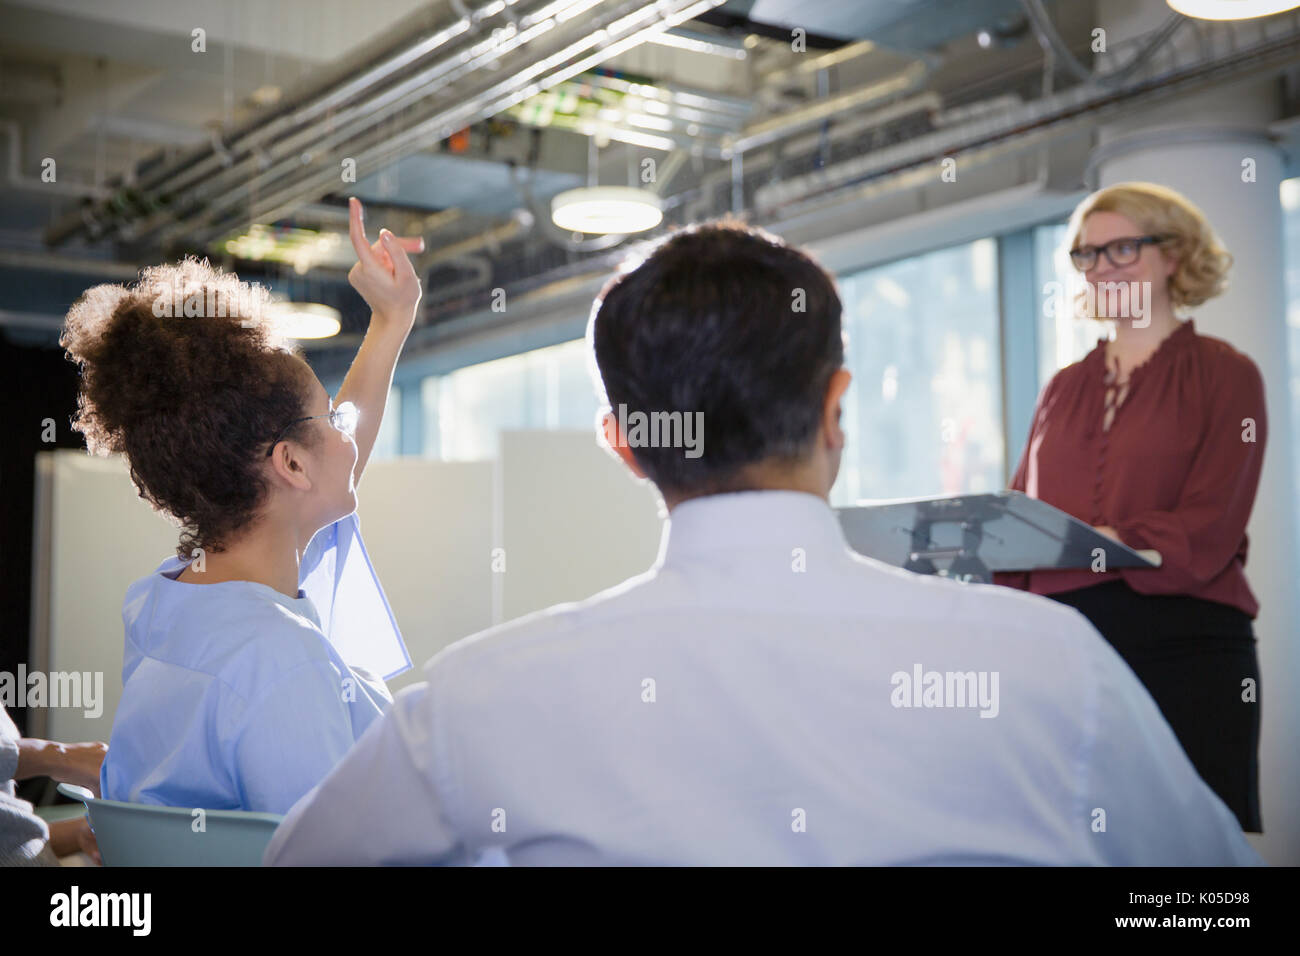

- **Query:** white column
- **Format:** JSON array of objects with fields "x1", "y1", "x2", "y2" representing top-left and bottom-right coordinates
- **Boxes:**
[{"x1": 1087, "y1": 1, "x2": 1300, "y2": 860}]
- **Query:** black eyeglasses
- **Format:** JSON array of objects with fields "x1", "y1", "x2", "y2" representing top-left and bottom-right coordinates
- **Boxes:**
[
  {"x1": 266, "y1": 401, "x2": 358, "y2": 457},
  {"x1": 1069, "y1": 235, "x2": 1170, "y2": 271}
]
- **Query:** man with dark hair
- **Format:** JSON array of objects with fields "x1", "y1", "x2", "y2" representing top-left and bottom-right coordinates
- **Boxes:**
[
  {"x1": 267, "y1": 220, "x2": 1260, "y2": 866},
  {"x1": 591, "y1": 217, "x2": 848, "y2": 501}
]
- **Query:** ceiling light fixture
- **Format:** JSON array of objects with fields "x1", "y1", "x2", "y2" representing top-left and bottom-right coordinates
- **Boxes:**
[
  {"x1": 1166, "y1": 0, "x2": 1300, "y2": 19},
  {"x1": 551, "y1": 186, "x2": 663, "y2": 234},
  {"x1": 265, "y1": 301, "x2": 342, "y2": 340}
]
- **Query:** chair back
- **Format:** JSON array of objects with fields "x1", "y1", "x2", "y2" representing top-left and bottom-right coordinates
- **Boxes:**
[{"x1": 57, "y1": 783, "x2": 283, "y2": 866}]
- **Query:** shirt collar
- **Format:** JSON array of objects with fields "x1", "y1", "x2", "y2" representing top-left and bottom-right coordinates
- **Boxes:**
[
  {"x1": 1087, "y1": 317, "x2": 1197, "y2": 367},
  {"x1": 153, "y1": 556, "x2": 313, "y2": 610},
  {"x1": 655, "y1": 489, "x2": 853, "y2": 568}
]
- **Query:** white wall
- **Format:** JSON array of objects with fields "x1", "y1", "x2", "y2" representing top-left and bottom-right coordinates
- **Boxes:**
[
  {"x1": 29, "y1": 453, "x2": 176, "y2": 743},
  {"x1": 29, "y1": 437, "x2": 664, "y2": 734},
  {"x1": 353, "y1": 458, "x2": 496, "y2": 694},
  {"x1": 499, "y1": 429, "x2": 662, "y2": 622}
]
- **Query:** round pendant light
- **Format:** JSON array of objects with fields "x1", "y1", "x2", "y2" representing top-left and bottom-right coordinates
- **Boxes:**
[
  {"x1": 1166, "y1": 0, "x2": 1300, "y2": 20},
  {"x1": 551, "y1": 186, "x2": 663, "y2": 235},
  {"x1": 265, "y1": 301, "x2": 342, "y2": 339}
]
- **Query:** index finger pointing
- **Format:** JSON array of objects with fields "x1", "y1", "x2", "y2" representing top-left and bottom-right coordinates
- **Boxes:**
[{"x1": 348, "y1": 197, "x2": 380, "y2": 267}]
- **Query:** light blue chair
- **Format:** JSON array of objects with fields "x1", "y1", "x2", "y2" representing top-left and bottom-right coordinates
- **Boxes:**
[{"x1": 57, "y1": 783, "x2": 283, "y2": 866}]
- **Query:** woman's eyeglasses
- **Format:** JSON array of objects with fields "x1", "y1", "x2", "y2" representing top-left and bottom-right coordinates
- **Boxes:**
[
  {"x1": 266, "y1": 400, "x2": 359, "y2": 457},
  {"x1": 1069, "y1": 235, "x2": 1169, "y2": 271}
]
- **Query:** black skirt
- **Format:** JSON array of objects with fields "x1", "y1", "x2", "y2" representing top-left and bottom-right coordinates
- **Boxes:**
[{"x1": 1048, "y1": 580, "x2": 1262, "y2": 833}]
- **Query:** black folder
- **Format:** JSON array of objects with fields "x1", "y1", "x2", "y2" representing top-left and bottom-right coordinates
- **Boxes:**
[{"x1": 836, "y1": 490, "x2": 1161, "y2": 584}]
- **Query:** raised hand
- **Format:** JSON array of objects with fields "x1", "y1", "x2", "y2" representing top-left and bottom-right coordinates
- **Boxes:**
[{"x1": 347, "y1": 196, "x2": 425, "y2": 336}]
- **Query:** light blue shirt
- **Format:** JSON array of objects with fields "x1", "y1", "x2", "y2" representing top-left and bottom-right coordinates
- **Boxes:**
[
  {"x1": 101, "y1": 512, "x2": 410, "y2": 815},
  {"x1": 265, "y1": 491, "x2": 1262, "y2": 866}
]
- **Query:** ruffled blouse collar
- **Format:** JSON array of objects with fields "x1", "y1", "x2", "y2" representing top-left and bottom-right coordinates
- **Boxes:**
[{"x1": 1085, "y1": 318, "x2": 1197, "y2": 382}]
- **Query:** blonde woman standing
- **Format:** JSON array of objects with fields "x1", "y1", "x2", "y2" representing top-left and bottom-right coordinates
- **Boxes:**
[{"x1": 996, "y1": 182, "x2": 1267, "y2": 833}]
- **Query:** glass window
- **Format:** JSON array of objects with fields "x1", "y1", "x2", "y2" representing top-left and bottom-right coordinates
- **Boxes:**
[
  {"x1": 1281, "y1": 177, "x2": 1300, "y2": 512},
  {"x1": 832, "y1": 238, "x2": 1003, "y2": 506},
  {"x1": 370, "y1": 385, "x2": 401, "y2": 461},
  {"x1": 413, "y1": 235, "x2": 1018, "y2": 500},
  {"x1": 1035, "y1": 221, "x2": 1106, "y2": 391},
  {"x1": 421, "y1": 376, "x2": 441, "y2": 458},
  {"x1": 424, "y1": 339, "x2": 600, "y2": 461}
]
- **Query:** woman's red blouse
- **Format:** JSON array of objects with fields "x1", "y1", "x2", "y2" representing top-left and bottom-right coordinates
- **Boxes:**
[{"x1": 993, "y1": 319, "x2": 1268, "y2": 618}]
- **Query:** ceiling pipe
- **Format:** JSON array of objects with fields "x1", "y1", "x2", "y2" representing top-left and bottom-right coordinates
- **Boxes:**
[
  {"x1": 424, "y1": 208, "x2": 535, "y2": 266},
  {"x1": 756, "y1": 40, "x2": 881, "y2": 90},
  {"x1": 0, "y1": 247, "x2": 141, "y2": 279},
  {"x1": 724, "y1": 61, "x2": 930, "y2": 155},
  {"x1": 1020, "y1": 0, "x2": 1185, "y2": 86},
  {"x1": 329, "y1": 12, "x2": 1300, "y2": 350},
  {"x1": 167, "y1": 0, "x2": 583, "y2": 215},
  {"x1": 580, "y1": 71, "x2": 754, "y2": 121},
  {"x1": 97, "y1": 3, "x2": 556, "y2": 249},
  {"x1": 423, "y1": 253, "x2": 495, "y2": 303},
  {"x1": 675, "y1": 90, "x2": 941, "y2": 222},
  {"x1": 1, "y1": 120, "x2": 113, "y2": 199},
  {"x1": 410, "y1": 12, "x2": 1300, "y2": 319},
  {"x1": 43, "y1": 0, "x2": 558, "y2": 247},
  {"x1": 0, "y1": 309, "x2": 66, "y2": 332},
  {"x1": 758, "y1": 19, "x2": 1300, "y2": 219},
  {"x1": 172, "y1": 0, "x2": 726, "y2": 253}
]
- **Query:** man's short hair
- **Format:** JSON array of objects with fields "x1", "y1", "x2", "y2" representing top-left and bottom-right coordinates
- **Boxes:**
[{"x1": 589, "y1": 216, "x2": 844, "y2": 497}]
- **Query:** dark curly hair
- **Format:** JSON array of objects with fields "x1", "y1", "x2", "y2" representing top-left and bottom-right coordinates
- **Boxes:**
[{"x1": 60, "y1": 257, "x2": 318, "y2": 560}]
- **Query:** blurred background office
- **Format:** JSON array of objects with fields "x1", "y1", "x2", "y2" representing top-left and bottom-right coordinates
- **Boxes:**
[{"x1": 0, "y1": 0, "x2": 1297, "y2": 863}]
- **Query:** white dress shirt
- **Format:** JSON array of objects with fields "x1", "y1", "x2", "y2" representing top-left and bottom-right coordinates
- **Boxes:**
[{"x1": 265, "y1": 490, "x2": 1261, "y2": 866}]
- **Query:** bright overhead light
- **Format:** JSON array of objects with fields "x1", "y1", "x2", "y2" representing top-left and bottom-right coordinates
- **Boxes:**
[
  {"x1": 1282, "y1": 179, "x2": 1300, "y2": 212},
  {"x1": 221, "y1": 223, "x2": 344, "y2": 273},
  {"x1": 1166, "y1": 0, "x2": 1300, "y2": 19},
  {"x1": 551, "y1": 186, "x2": 663, "y2": 234},
  {"x1": 266, "y1": 301, "x2": 342, "y2": 340}
]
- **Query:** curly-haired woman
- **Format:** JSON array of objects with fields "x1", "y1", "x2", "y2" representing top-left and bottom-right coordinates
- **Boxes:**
[
  {"x1": 62, "y1": 198, "x2": 424, "y2": 814},
  {"x1": 996, "y1": 182, "x2": 1267, "y2": 833}
]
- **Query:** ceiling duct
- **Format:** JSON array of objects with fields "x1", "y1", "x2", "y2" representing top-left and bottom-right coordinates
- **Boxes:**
[
  {"x1": 715, "y1": 0, "x2": 1031, "y2": 50},
  {"x1": 750, "y1": 15, "x2": 1300, "y2": 215},
  {"x1": 46, "y1": 0, "x2": 729, "y2": 255}
]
